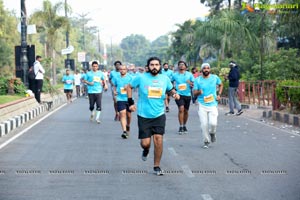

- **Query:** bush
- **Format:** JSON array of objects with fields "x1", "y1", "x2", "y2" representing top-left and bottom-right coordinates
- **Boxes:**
[
  {"x1": 0, "y1": 77, "x2": 27, "y2": 95},
  {"x1": 275, "y1": 80, "x2": 300, "y2": 114},
  {"x1": 0, "y1": 77, "x2": 8, "y2": 95}
]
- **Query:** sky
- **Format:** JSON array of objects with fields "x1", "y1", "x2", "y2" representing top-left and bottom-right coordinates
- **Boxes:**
[{"x1": 2, "y1": 0, "x2": 210, "y2": 44}]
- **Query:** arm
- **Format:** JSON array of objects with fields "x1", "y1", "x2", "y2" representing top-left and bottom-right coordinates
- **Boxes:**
[
  {"x1": 217, "y1": 83, "x2": 223, "y2": 101},
  {"x1": 127, "y1": 84, "x2": 136, "y2": 112}
]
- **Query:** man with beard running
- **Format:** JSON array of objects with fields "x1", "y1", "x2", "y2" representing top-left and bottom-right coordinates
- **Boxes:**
[
  {"x1": 193, "y1": 63, "x2": 223, "y2": 149},
  {"x1": 127, "y1": 57, "x2": 180, "y2": 176},
  {"x1": 161, "y1": 63, "x2": 174, "y2": 113}
]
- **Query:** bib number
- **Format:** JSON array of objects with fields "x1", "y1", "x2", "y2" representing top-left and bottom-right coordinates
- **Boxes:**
[
  {"x1": 204, "y1": 94, "x2": 214, "y2": 103},
  {"x1": 120, "y1": 87, "x2": 127, "y2": 94},
  {"x1": 148, "y1": 87, "x2": 163, "y2": 98},
  {"x1": 93, "y1": 76, "x2": 101, "y2": 82},
  {"x1": 178, "y1": 83, "x2": 187, "y2": 91}
]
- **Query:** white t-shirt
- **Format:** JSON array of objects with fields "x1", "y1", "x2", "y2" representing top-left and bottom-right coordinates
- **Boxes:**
[
  {"x1": 74, "y1": 74, "x2": 82, "y2": 86},
  {"x1": 33, "y1": 60, "x2": 45, "y2": 80}
]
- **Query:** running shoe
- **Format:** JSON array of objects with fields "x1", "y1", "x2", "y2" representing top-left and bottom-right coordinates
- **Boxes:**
[
  {"x1": 165, "y1": 107, "x2": 169, "y2": 113},
  {"x1": 96, "y1": 119, "x2": 101, "y2": 124},
  {"x1": 121, "y1": 131, "x2": 128, "y2": 139},
  {"x1": 183, "y1": 126, "x2": 188, "y2": 134},
  {"x1": 141, "y1": 149, "x2": 149, "y2": 161},
  {"x1": 225, "y1": 112, "x2": 234, "y2": 116},
  {"x1": 210, "y1": 133, "x2": 216, "y2": 143},
  {"x1": 178, "y1": 127, "x2": 184, "y2": 135},
  {"x1": 202, "y1": 142, "x2": 210, "y2": 149},
  {"x1": 153, "y1": 166, "x2": 164, "y2": 176},
  {"x1": 90, "y1": 114, "x2": 94, "y2": 121},
  {"x1": 236, "y1": 109, "x2": 243, "y2": 116}
]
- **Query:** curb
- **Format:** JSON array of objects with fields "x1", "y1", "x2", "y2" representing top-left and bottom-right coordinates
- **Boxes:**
[
  {"x1": 0, "y1": 95, "x2": 66, "y2": 137},
  {"x1": 263, "y1": 110, "x2": 300, "y2": 127}
]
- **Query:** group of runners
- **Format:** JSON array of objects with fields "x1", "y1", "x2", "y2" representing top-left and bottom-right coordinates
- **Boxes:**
[{"x1": 61, "y1": 57, "x2": 246, "y2": 176}]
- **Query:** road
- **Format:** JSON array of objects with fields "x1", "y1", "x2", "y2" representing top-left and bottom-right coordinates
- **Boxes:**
[{"x1": 0, "y1": 90, "x2": 299, "y2": 200}]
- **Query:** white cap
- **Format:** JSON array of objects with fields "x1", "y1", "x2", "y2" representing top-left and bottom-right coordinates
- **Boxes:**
[{"x1": 201, "y1": 63, "x2": 210, "y2": 69}]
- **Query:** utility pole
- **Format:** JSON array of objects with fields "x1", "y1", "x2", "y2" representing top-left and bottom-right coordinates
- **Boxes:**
[
  {"x1": 21, "y1": 0, "x2": 28, "y2": 87},
  {"x1": 65, "y1": 0, "x2": 70, "y2": 69}
]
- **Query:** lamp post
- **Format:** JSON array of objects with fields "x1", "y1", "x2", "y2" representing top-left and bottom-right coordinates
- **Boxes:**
[
  {"x1": 21, "y1": 0, "x2": 28, "y2": 87},
  {"x1": 65, "y1": 0, "x2": 70, "y2": 69}
]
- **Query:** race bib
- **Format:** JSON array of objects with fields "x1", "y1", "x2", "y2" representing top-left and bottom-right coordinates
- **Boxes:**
[
  {"x1": 204, "y1": 94, "x2": 214, "y2": 103},
  {"x1": 120, "y1": 87, "x2": 127, "y2": 94},
  {"x1": 66, "y1": 80, "x2": 72, "y2": 84},
  {"x1": 148, "y1": 87, "x2": 163, "y2": 98},
  {"x1": 178, "y1": 83, "x2": 187, "y2": 91},
  {"x1": 93, "y1": 76, "x2": 101, "y2": 82}
]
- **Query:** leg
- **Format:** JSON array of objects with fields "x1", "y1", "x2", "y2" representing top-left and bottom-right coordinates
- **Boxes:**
[
  {"x1": 228, "y1": 87, "x2": 235, "y2": 113},
  {"x1": 208, "y1": 106, "x2": 219, "y2": 142},
  {"x1": 119, "y1": 109, "x2": 127, "y2": 131},
  {"x1": 153, "y1": 134, "x2": 163, "y2": 167},
  {"x1": 232, "y1": 87, "x2": 242, "y2": 111},
  {"x1": 178, "y1": 105, "x2": 185, "y2": 126},
  {"x1": 95, "y1": 93, "x2": 102, "y2": 123},
  {"x1": 198, "y1": 104, "x2": 210, "y2": 144},
  {"x1": 141, "y1": 138, "x2": 151, "y2": 151}
]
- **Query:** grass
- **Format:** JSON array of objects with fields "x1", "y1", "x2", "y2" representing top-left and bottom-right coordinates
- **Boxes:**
[{"x1": 0, "y1": 95, "x2": 26, "y2": 105}]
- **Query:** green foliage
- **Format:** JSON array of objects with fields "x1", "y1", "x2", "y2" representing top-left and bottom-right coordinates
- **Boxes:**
[
  {"x1": 276, "y1": 80, "x2": 300, "y2": 113},
  {"x1": 42, "y1": 76, "x2": 60, "y2": 96},
  {"x1": 0, "y1": 77, "x2": 8, "y2": 95},
  {"x1": 0, "y1": 77, "x2": 26, "y2": 95},
  {"x1": 252, "y1": 48, "x2": 300, "y2": 80}
]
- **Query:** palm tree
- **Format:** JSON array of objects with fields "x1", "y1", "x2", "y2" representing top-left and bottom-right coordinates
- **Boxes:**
[{"x1": 30, "y1": 0, "x2": 70, "y2": 84}]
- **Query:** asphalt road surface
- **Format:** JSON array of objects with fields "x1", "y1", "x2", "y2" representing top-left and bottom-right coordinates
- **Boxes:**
[{"x1": 0, "y1": 91, "x2": 299, "y2": 200}]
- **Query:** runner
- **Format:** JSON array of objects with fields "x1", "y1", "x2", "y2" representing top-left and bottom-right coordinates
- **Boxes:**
[
  {"x1": 193, "y1": 63, "x2": 223, "y2": 149},
  {"x1": 112, "y1": 65, "x2": 133, "y2": 139},
  {"x1": 74, "y1": 70, "x2": 81, "y2": 98},
  {"x1": 83, "y1": 61, "x2": 108, "y2": 124},
  {"x1": 171, "y1": 61, "x2": 194, "y2": 134},
  {"x1": 109, "y1": 61, "x2": 122, "y2": 121},
  {"x1": 127, "y1": 56, "x2": 180, "y2": 176},
  {"x1": 62, "y1": 69, "x2": 74, "y2": 103},
  {"x1": 161, "y1": 63, "x2": 173, "y2": 113}
]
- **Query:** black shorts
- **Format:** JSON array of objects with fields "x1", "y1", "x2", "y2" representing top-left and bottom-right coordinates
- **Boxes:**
[
  {"x1": 175, "y1": 95, "x2": 191, "y2": 110},
  {"x1": 64, "y1": 89, "x2": 73, "y2": 93},
  {"x1": 117, "y1": 101, "x2": 131, "y2": 112},
  {"x1": 137, "y1": 114, "x2": 166, "y2": 139}
]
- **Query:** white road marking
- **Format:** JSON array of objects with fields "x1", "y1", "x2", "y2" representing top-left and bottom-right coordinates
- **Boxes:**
[
  {"x1": 181, "y1": 165, "x2": 194, "y2": 178},
  {"x1": 0, "y1": 103, "x2": 67, "y2": 151},
  {"x1": 201, "y1": 194, "x2": 214, "y2": 200}
]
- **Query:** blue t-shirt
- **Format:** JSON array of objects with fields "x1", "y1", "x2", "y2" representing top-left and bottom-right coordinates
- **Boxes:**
[
  {"x1": 172, "y1": 71, "x2": 194, "y2": 96},
  {"x1": 109, "y1": 70, "x2": 119, "y2": 82},
  {"x1": 130, "y1": 73, "x2": 173, "y2": 118},
  {"x1": 161, "y1": 69, "x2": 173, "y2": 81},
  {"x1": 62, "y1": 75, "x2": 74, "y2": 90},
  {"x1": 112, "y1": 73, "x2": 133, "y2": 101},
  {"x1": 85, "y1": 70, "x2": 105, "y2": 94},
  {"x1": 193, "y1": 74, "x2": 222, "y2": 107}
]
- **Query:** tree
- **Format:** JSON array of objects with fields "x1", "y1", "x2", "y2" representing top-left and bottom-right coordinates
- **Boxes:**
[
  {"x1": 120, "y1": 34, "x2": 150, "y2": 66},
  {"x1": 0, "y1": 0, "x2": 19, "y2": 75},
  {"x1": 30, "y1": 0, "x2": 70, "y2": 84}
]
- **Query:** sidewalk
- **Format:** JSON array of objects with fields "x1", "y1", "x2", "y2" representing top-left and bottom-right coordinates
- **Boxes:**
[{"x1": 0, "y1": 93, "x2": 66, "y2": 136}]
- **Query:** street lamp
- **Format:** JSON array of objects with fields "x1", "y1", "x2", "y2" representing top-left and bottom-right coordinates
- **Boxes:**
[
  {"x1": 65, "y1": 0, "x2": 70, "y2": 69},
  {"x1": 21, "y1": 0, "x2": 28, "y2": 87}
]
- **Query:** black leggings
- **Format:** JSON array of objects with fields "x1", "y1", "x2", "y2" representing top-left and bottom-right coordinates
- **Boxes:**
[{"x1": 88, "y1": 93, "x2": 102, "y2": 111}]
